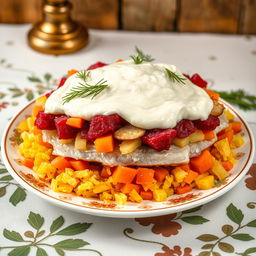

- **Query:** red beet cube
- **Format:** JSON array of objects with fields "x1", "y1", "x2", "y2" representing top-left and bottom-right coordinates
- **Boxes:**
[
  {"x1": 57, "y1": 77, "x2": 67, "y2": 88},
  {"x1": 175, "y1": 120, "x2": 196, "y2": 138},
  {"x1": 35, "y1": 111, "x2": 56, "y2": 130},
  {"x1": 87, "y1": 114, "x2": 123, "y2": 140},
  {"x1": 87, "y1": 62, "x2": 107, "y2": 70},
  {"x1": 142, "y1": 129, "x2": 177, "y2": 151},
  {"x1": 80, "y1": 122, "x2": 90, "y2": 140},
  {"x1": 193, "y1": 115, "x2": 220, "y2": 130},
  {"x1": 190, "y1": 74, "x2": 207, "y2": 88},
  {"x1": 54, "y1": 116, "x2": 79, "y2": 139}
]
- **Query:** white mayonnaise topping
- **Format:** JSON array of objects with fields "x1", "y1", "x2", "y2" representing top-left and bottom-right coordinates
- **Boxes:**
[{"x1": 45, "y1": 61, "x2": 213, "y2": 129}]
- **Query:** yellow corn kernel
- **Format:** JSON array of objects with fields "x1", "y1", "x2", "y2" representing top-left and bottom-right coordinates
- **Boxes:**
[
  {"x1": 51, "y1": 179, "x2": 73, "y2": 193},
  {"x1": 129, "y1": 189, "x2": 143, "y2": 203},
  {"x1": 231, "y1": 133, "x2": 245, "y2": 149},
  {"x1": 100, "y1": 192, "x2": 113, "y2": 201},
  {"x1": 35, "y1": 162, "x2": 56, "y2": 180},
  {"x1": 74, "y1": 170, "x2": 93, "y2": 179},
  {"x1": 225, "y1": 109, "x2": 235, "y2": 121},
  {"x1": 153, "y1": 189, "x2": 167, "y2": 202},
  {"x1": 214, "y1": 138, "x2": 231, "y2": 161},
  {"x1": 172, "y1": 167, "x2": 188, "y2": 183},
  {"x1": 77, "y1": 181, "x2": 94, "y2": 192},
  {"x1": 162, "y1": 175, "x2": 174, "y2": 190},
  {"x1": 195, "y1": 175, "x2": 215, "y2": 190},
  {"x1": 114, "y1": 193, "x2": 127, "y2": 205}
]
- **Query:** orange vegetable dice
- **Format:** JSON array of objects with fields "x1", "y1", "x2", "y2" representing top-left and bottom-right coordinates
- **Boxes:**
[
  {"x1": 179, "y1": 164, "x2": 190, "y2": 172},
  {"x1": 222, "y1": 161, "x2": 233, "y2": 171},
  {"x1": 218, "y1": 129, "x2": 234, "y2": 144},
  {"x1": 140, "y1": 190, "x2": 153, "y2": 200},
  {"x1": 66, "y1": 117, "x2": 84, "y2": 128},
  {"x1": 32, "y1": 105, "x2": 44, "y2": 118},
  {"x1": 136, "y1": 168, "x2": 155, "y2": 185},
  {"x1": 183, "y1": 170, "x2": 198, "y2": 184},
  {"x1": 94, "y1": 134, "x2": 114, "y2": 153},
  {"x1": 204, "y1": 88, "x2": 220, "y2": 100},
  {"x1": 51, "y1": 156, "x2": 72, "y2": 170},
  {"x1": 18, "y1": 120, "x2": 29, "y2": 132},
  {"x1": 203, "y1": 130, "x2": 215, "y2": 141},
  {"x1": 101, "y1": 166, "x2": 112, "y2": 178},
  {"x1": 154, "y1": 167, "x2": 169, "y2": 182},
  {"x1": 22, "y1": 158, "x2": 34, "y2": 168},
  {"x1": 112, "y1": 166, "x2": 138, "y2": 184},
  {"x1": 190, "y1": 150, "x2": 214, "y2": 174},
  {"x1": 69, "y1": 160, "x2": 90, "y2": 171},
  {"x1": 231, "y1": 122, "x2": 242, "y2": 133},
  {"x1": 176, "y1": 184, "x2": 192, "y2": 195},
  {"x1": 120, "y1": 184, "x2": 141, "y2": 194},
  {"x1": 67, "y1": 69, "x2": 78, "y2": 77}
]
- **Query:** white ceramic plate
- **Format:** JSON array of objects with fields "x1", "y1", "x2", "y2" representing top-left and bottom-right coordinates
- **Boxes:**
[{"x1": 1, "y1": 100, "x2": 255, "y2": 218}]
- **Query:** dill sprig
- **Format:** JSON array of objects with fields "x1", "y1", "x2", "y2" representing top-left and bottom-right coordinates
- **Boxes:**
[
  {"x1": 130, "y1": 47, "x2": 154, "y2": 64},
  {"x1": 165, "y1": 68, "x2": 187, "y2": 85},
  {"x1": 214, "y1": 89, "x2": 256, "y2": 111},
  {"x1": 62, "y1": 70, "x2": 109, "y2": 103}
]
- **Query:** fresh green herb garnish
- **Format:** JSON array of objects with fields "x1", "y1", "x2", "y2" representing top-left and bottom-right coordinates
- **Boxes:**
[
  {"x1": 62, "y1": 70, "x2": 109, "y2": 103},
  {"x1": 130, "y1": 47, "x2": 154, "y2": 64},
  {"x1": 215, "y1": 89, "x2": 256, "y2": 111},
  {"x1": 165, "y1": 68, "x2": 187, "y2": 85}
]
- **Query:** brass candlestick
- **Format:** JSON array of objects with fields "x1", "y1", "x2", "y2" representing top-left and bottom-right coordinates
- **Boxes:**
[{"x1": 28, "y1": 0, "x2": 89, "y2": 55}]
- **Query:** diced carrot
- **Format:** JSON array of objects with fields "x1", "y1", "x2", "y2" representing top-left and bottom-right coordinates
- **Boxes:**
[
  {"x1": 179, "y1": 164, "x2": 190, "y2": 172},
  {"x1": 231, "y1": 122, "x2": 242, "y2": 133},
  {"x1": 115, "y1": 59, "x2": 124, "y2": 62},
  {"x1": 101, "y1": 166, "x2": 112, "y2": 178},
  {"x1": 154, "y1": 167, "x2": 169, "y2": 182},
  {"x1": 40, "y1": 141, "x2": 53, "y2": 148},
  {"x1": 120, "y1": 184, "x2": 141, "y2": 194},
  {"x1": 66, "y1": 117, "x2": 84, "y2": 128},
  {"x1": 222, "y1": 161, "x2": 234, "y2": 171},
  {"x1": 204, "y1": 88, "x2": 220, "y2": 100},
  {"x1": 18, "y1": 120, "x2": 29, "y2": 132},
  {"x1": 190, "y1": 150, "x2": 214, "y2": 174},
  {"x1": 136, "y1": 168, "x2": 155, "y2": 185},
  {"x1": 112, "y1": 166, "x2": 138, "y2": 184},
  {"x1": 22, "y1": 158, "x2": 34, "y2": 168},
  {"x1": 32, "y1": 105, "x2": 44, "y2": 118},
  {"x1": 67, "y1": 69, "x2": 78, "y2": 77},
  {"x1": 183, "y1": 170, "x2": 198, "y2": 184},
  {"x1": 140, "y1": 190, "x2": 153, "y2": 200},
  {"x1": 203, "y1": 130, "x2": 215, "y2": 141},
  {"x1": 218, "y1": 129, "x2": 234, "y2": 143},
  {"x1": 51, "y1": 156, "x2": 72, "y2": 170},
  {"x1": 69, "y1": 159, "x2": 90, "y2": 171},
  {"x1": 176, "y1": 184, "x2": 192, "y2": 195},
  {"x1": 94, "y1": 134, "x2": 114, "y2": 153}
]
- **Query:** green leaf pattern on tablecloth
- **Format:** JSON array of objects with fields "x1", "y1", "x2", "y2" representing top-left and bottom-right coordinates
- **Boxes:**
[
  {"x1": 0, "y1": 211, "x2": 102, "y2": 256},
  {"x1": 0, "y1": 156, "x2": 27, "y2": 206}
]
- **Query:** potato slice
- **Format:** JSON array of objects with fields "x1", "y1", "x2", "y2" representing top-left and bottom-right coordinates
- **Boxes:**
[
  {"x1": 114, "y1": 124, "x2": 145, "y2": 140},
  {"x1": 59, "y1": 139, "x2": 74, "y2": 144},
  {"x1": 172, "y1": 137, "x2": 190, "y2": 148},
  {"x1": 189, "y1": 130, "x2": 205, "y2": 143},
  {"x1": 211, "y1": 100, "x2": 224, "y2": 117},
  {"x1": 119, "y1": 138, "x2": 142, "y2": 154},
  {"x1": 75, "y1": 132, "x2": 87, "y2": 150}
]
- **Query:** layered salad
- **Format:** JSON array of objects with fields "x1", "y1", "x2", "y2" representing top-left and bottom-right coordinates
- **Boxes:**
[{"x1": 17, "y1": 52, "x2": 245, "y2": 205}]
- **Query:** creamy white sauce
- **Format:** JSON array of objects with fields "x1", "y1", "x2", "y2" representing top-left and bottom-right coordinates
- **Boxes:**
[{"x1": 45, "y1": 61, "x2": 213, "y2": 129}]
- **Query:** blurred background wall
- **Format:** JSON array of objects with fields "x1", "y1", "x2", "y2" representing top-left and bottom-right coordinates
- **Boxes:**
[{"x1": 0, "y1": 0, "x2": 255, "y2": 34}]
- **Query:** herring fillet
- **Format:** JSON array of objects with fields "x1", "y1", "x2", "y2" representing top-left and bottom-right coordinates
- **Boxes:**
[{"x1": 43, "y1": 114, "x2": 228, "y2": 166}]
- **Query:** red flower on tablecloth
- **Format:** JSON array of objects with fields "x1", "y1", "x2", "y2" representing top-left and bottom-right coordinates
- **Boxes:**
[
  {"x1": 245, "y1": 164, "x2": 256, "y2": 190},
  {"x1": 0, "y1": 101, "x2": 9, "y2": 111},
  {"x1": 135, "y1": 214, "x2": 182, "y2": 237},
  {"x1": 155, "y1": 245, "x2": 193, "y2": 256}
]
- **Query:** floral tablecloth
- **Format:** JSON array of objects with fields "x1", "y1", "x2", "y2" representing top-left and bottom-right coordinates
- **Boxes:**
[{"x1": 0, "y1": 24, "x2": 256, "y2": 256}]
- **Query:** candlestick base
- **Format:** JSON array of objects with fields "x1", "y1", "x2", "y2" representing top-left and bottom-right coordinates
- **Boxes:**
[{"x1": 27, "y1": 0, "x2": 89, "y2": 55}]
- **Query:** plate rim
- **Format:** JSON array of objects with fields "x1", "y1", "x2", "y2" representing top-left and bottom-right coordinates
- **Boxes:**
[{"x1": 1, "y1": 99, "x2": 255, "y2": 218}]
